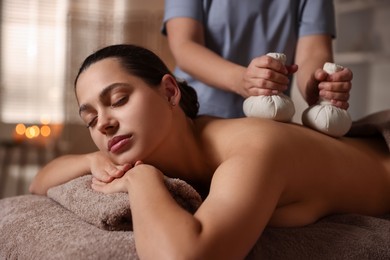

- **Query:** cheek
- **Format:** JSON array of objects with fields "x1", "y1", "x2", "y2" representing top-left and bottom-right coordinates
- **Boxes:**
[
  {"x1": 129, "y1": 100, "x2": 172, "y2": 143},
  {"x1": 141, "y1": 103, "x2": 172, "y2": 135},
  {"x1": 90, "y1": 131, "x2": 105, "y2": 151},
  {"x1": 128, "y1": 95, "x2": 171, "y2": 127}
]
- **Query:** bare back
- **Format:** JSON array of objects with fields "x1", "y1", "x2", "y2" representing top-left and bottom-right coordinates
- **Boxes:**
[{"x1": 195, "y1": 116, "x2": 390, "y2": 227}]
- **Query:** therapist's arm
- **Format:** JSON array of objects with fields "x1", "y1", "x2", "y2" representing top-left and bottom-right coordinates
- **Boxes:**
[
  {"x1": 295, "y1": 34, "x2": 352, "y2": 109},
  {"x1": 166, "y1": 17, "x2": 291, "y2": 98}
]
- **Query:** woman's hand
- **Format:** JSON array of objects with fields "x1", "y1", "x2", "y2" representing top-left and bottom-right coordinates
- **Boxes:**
[
  {"x1": 318, "y1": 67, "x2": 353, "y2": 109},
  {"x1": 87, "y1": 151, "x2": 131, "y2": 183},
  {"x1": 91, "y1": 161, "x2": 165, "y2": 194},
  {"x1": 239, "y1": 55, "x2": 298, "y2": 98},
  {"x1": 306, "y1": 67, "x2": 353, "y2": 109}
]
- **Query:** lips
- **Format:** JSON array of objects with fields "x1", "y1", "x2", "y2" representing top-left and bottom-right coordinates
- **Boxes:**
[{"x1": 107, "y1": 134, "x2": 132, "y2": 153}]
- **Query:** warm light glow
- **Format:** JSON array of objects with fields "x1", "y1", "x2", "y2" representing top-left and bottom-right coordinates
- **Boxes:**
[
  {"x1": 15, "y1": 123, "x2": 26, "y2": 135},
  {"x1": 40, "y1": 125, "x2": 51, "y2": 137},
  {"x1": 25, "y1": 125, "x2": 40, "y2": 139},
  {"x1": 25, "y1": 127, "x2": 34, "y2": 139},
  {"x1": 40, "y1": 116, "x2": 51, "y2": 125},
  {"x1": 31, "y1": 125, "x2": 40, "y2": 137},
  {"x1": 13, "y1": 122, "x2": 56, "y2": 142}
]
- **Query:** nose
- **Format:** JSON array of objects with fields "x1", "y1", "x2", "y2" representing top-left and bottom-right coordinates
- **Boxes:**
[{"x1": 97, "y1": 110, "x2": 118, "y2": 135}]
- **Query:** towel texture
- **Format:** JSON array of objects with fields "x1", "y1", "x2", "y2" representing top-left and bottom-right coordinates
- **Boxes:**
[
  {"x1": 248, "y1": 213, "x2": 390, "y2": 259},
  {"x1": 46, "y1": 175, "x2": 202, "y2": 231},
  {"x1": 0, "y1": 195, "x2": 138, "y2": 260},
  {"x1": 1, "y1": 193, "x2": 390, "y2": 259},
  {"x1": 347, "y1": 109, "x2": 390, "y2": 151}
]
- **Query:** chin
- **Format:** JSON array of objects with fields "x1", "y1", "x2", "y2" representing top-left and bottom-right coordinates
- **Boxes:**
[{"x1": 110, "y1": 153, "x2": 136, "y2": 166}]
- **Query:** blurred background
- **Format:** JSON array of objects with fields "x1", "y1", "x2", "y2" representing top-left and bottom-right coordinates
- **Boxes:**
[{"x1": 0, "y1": 0, "x2": 389, "y2": 198}]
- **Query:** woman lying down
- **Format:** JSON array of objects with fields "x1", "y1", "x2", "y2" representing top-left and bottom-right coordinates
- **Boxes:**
[{"x1": 30, "y1": 44, "x2": 390, "y2": 259}]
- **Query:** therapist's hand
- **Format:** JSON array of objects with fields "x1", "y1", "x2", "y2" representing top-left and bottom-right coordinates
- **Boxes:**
[
  {"x1": 306, "y1": 67, "x2": 353, "y2": 109},
  {"x1": 239, "y1": 55, "x2": 298, "y2": 98}
]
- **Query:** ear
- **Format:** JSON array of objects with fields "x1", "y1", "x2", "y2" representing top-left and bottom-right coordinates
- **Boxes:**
[{"x1": 160, "y1": 74, "x2": 181, "y2": 106}]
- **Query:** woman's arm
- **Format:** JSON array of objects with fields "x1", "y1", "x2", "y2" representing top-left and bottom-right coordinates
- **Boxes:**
[
  {"x1": 92, "y1": 151, "x2": 285, "y2": 259},
  {"x1": 29, "y1": 153, "x2": 92, "y2": 195},
  {"x1": 29, "y1": 151, "x2": 130, "y2": 195},
  {"x1": 166, "y1": 17, "x2": 293, "y2": 98}
]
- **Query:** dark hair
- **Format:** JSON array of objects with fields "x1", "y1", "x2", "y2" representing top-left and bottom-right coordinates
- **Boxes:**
[{"x1": 74, "y1": 44, "x2": 199, "y2": 118}]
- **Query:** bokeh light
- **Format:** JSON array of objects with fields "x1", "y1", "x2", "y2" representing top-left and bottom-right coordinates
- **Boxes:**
[
  {"x1": 40, "y1": 125, "x2": 51, "y2": 137},
  {"x1": 40, "y1": 116, "x2": 51, "y2": 125},
  {"x1": 15, "y1": 123, "x2": 26, "y2": 135},
  {"x1": 25, "y1": 125, "x2": 40, "y2": 139},
  {"x1": 14, "y1": 122, "x2": 54, "y2": 141}
]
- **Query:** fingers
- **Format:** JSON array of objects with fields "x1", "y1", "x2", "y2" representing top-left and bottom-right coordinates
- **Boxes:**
[
  {"x1": 91, "y1": 172, "x2": 130, "y2": 194},
  {"x1": 245, "y1": 78, "x2": 288, "y2": 96},
  {"x1": 330, "y1": 100, "x2": 349, "y2": 110},
  {"x1": 93, "y1": 169, "x2": 114, "y2": 183},
  {"x1": 319, "y1": 87, "x2": 350, "y2": 109},
  {"x1": 134, "y1": 160, "x2": 143, "y2": 166},
  {"x1": 91, "y1": 177, "x2": 116, "y2": 194},
  {"x1": 317, "y1": 67, "x2": 353, "y2": 109},
  {"x1": 91, "y1": 162, "x2": 148, "y2": 194},
  {"x1": 257, "y1": 55, "x2": 288, "y2": 74},
  {"x1": 91, "y1": 163, "x2": 137, "y2": 193},
  {"x1": 286, "y1": 64, "x2": 298, "y2": 75},
  {"x1": 91, "y1": 177, "x2": 107, "y2": 193},
  {"x1": 93, "y1": 163, "x2": 132, "y2": 183},
  {"x1": 91, "y1": 176, "x2": 106, "y2": 186},
  {"x1": 318, "y1": 81, "x2": 351, "y2": 98},
  {"x1": 243, "y1": 55, "x2": 292, "y2": 97},
  {"x1": 119, "y1": 163, "x2": 132, "y2": 174},
  {"x1": 326, "y1": 67, "x2": 353, "y2": 82}
]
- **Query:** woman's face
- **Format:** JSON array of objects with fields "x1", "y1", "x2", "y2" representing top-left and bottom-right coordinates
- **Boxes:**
[{"x1": 75, "y1": 58, "x2": 175, "y2": 165}]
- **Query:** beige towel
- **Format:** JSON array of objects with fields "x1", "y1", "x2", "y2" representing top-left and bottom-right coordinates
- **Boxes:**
[
  {"x1": 1, "y1": 181, "x2": 390, "y2": 259},
  {"x1": 347, "y1": 109, "x2": 390, "y2": 151},
  {"x1": 47, "y1": 175, "x2": 202, "y2": 231}
]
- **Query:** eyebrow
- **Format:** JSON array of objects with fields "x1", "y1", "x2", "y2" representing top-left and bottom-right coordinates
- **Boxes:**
[{"x1": 78, "y1": 82, "x2": 131, "y2": 115}]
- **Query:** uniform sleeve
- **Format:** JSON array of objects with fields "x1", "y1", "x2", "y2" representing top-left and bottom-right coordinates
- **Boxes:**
[
  {"x1": 161, "y1": 0, "x2": 204, "y2": 35},
  {"x1": 299, "y1": 0, "x2": 336, "y2": 38}
]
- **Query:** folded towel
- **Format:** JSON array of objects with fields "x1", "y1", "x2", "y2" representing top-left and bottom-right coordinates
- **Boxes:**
[
  {"x1": 347, "y1": 109, "x2": 390, "y2": 151},
  {"x1": 47, "y1": 175, "x2": 202, "y2": 231}
]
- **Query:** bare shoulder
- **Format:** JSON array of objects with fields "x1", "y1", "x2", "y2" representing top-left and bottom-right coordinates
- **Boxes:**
[
  {"x1": 194, "y1": 116, "x2": 389, "y2": 183},
  {"x1": 195, "y1": 116, "x2": 388, "y2": 158},
  {"x1": 195, "y1": 116, "x2": 315, "y2": 158},
  {"x1": 195, "y1": 116, "x2": 290, "y2": 134}
]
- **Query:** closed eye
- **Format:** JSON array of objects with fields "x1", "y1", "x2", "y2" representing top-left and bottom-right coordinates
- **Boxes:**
[
  {"x1": 111, "y1": 96, "x2": 128, "y2": 108},
  {"x1": 86, "y1": 116, "x2": 98, "y2": 128}
]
